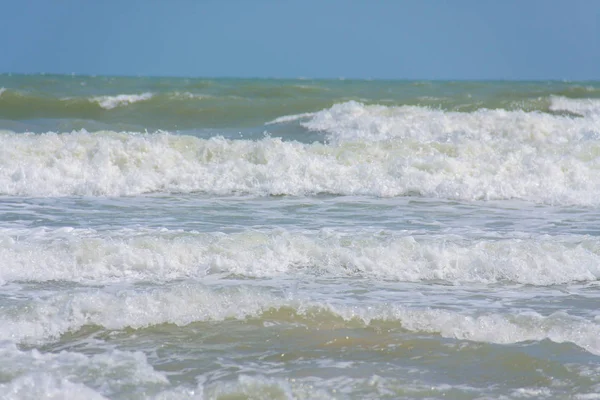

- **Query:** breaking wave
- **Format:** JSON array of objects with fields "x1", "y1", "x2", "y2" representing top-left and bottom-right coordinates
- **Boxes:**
[
  {"x1": 2, "y1": 227, "x2": 599, "y2": 285},
  {"x1": 2, "y1": 105, "x2": 600, "y2": 204}
]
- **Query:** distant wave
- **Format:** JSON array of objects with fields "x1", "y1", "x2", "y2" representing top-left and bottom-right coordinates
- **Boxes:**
[
  {"x1": 89, "y1": 93, "x2": 154, "y2": 109},
  {"x1": 272, "y1": 100, "x2": 599, "y2": 143},
  {"x1": 168, "y1": 91, "x2": 212, "y2": 100},
  {"x1": 265, "y1": 112, "x2": 315, "y2": 124},
  {"x1": 0, "y1": 89, "x2": 214, "y2": 115},
  {"x1": 2, "y1": 82, "x2": 599, "y2": 134},
  {"x1": 549, "y1": 95, "x2": 600, "y2": 117}
]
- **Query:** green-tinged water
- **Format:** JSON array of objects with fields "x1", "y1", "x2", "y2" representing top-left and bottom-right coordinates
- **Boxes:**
[
  {"x1": 1, "y1": 75, "x2": 600, "y2": 399},
  {"x1": 1, "y1": 74, "x2": 599, "y2": 131}
]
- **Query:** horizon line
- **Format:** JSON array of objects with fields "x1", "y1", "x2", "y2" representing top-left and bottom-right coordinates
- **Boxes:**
[{"x1": 1, "y1": 72, "x2": 599, "y2": 83}]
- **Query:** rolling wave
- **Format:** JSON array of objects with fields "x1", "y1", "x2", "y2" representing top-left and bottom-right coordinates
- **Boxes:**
[
  {"x1": 89, "y1": 93, "x2": 154, "y2": 110},
  {"x1": 1, "y1": 104, "x2": 600, "y2": 204},
  {"x1": 294, "y1": 100, "x2": 599, "y2": 143},
  {"x1": 549, "y1": 95, "x2": 600, "y2": 117},
  {"x1": 4, "y1": 282, "x2": 600, "y2": 356},
  {"x1": 2, "y1": 227, "x2": 599, "y2": 285}
]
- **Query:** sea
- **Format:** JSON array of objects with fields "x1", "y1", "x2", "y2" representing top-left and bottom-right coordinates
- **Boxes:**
[{"x1": 1, "y1": 74, "x2": 600, "y2": 399}]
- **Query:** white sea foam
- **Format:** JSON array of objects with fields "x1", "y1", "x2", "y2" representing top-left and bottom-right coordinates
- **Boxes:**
[
  {"x1": 300, "y1": 100, "x2": 600, "y2": 143},
  {"x1": 3, "y1": 284, "x2": 600, "y2": 356},
  {"x1": 0, "y1": 285, "x2": 281, "y2": 343},
  {"x1": 355, "y1": 307, "x2": 600, "y2": 356},
  {"x1": 2, "y1": 228, "x2": 600, "y2": 285},
  {"x1": 0, "y1": 342, "x2": 167, "y2": 399},
  {"x1": 0, "y1": 87, "x2": 6, "y2": 97},
  {"x1": 549, "y1": 96, "x2": 600, "y2": 117},
  {"x1": 2, "y1": 100, "x2": 600, "y2": 204},
  {"x1": 90, "y1": 93, "x2": 153, "y2": 109},
  {"x1": 0, "y1": 374, "x2": 107, "y2": 400}
]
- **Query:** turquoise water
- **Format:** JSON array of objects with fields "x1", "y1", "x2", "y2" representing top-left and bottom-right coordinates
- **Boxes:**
[{"x1": 1, "y1": 75, "x2": 600, "y2": 399}]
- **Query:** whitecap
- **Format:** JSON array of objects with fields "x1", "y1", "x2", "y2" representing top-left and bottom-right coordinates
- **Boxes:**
[
  {"x1": 549, "y1": 96, "x2": 600, "y2": 117},
  {"x1": 90, "y1": 93, "x2": 153, "y2": 110},
  {"x1": 1, "y1": 227, "x2": 599, "y2": 285}
]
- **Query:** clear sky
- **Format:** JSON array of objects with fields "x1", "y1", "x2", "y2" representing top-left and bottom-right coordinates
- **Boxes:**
[{"x1": 2, "y1": 0, "x2": 599, "y2": 80}]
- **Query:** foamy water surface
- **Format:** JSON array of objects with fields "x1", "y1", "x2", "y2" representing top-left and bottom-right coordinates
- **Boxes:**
[{"x1": 1, "y1": 75, "x2": 600, "y2": 399}]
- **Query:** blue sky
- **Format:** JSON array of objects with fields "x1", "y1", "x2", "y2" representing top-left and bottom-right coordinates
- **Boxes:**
[{"x1": 2, "y1": 0, "x2": 599, "y2": 80}]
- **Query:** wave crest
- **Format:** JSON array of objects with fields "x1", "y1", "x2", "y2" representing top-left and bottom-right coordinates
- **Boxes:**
[
  {"x1": 89, "y1": 93, "x2": 153, "y2": 110},
  {"x1": 549, "y1": 96, "x2": 600, "y2": 117},
  {"x1": 299, "y1": 100, "x2": 600, "y2": 143},
  {"x1": 4, "y1": 283, "x2": 600, "y2": 356},
  {"x1": 2, "y1": 127, "x2": 600, "y2": 204},
  {"x1": 2, "y1": 227, "x2": 599, "y2": 285}
]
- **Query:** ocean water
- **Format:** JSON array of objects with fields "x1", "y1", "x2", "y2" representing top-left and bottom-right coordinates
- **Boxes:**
[{"x1": 1, "y1": 74, "x2": 600, "y2": 399}]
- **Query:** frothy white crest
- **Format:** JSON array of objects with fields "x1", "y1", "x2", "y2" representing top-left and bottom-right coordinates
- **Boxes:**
[
  {"x1": 549, "y1": 96, "x2": 600, "y2": 118},
  {"x1": 90, "y1": 93, "x2": 153, "y2": 109},
  {"x1": 2, "y1": 125, "x2": 600, "y2": 204},
  {"x1": 0, "y1": 343, "x2": 166, "y2": 399},
  {"x1": 265, "y1": 112, "x2": 315, "y2": 124},
  {"x1": 321, "y1": 304, "x2": 600, "y2": 356},
  {"x1": 4, "y1": 285, "x2": 600, "y2": 355},
  {"x1": 0, "y1": 285, "x2": 282, "y2": 343},
  {"x1": 0, "y1": 87, "x2": 6, "y2": 97},
  {"x1": 2, "y1": 228, "x2": 600, "y2": 285},
  {"x1": 302, "y1": 101, "x2": 600, "y2": 143}
]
